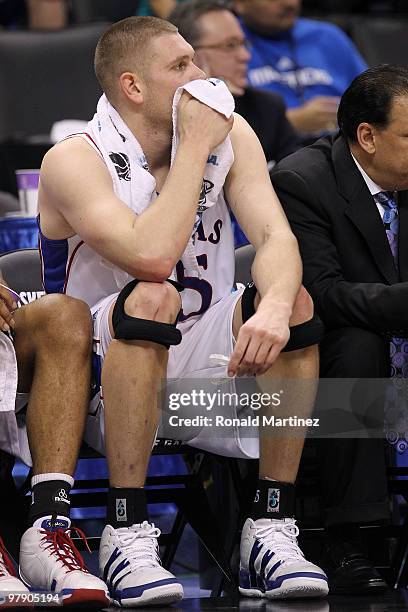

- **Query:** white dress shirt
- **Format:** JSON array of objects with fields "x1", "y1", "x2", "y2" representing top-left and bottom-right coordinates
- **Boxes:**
[{"x1": 351, "y1": 153, "x2": 386, "y2": 219}]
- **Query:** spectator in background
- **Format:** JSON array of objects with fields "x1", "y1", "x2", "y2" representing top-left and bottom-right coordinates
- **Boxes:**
[
  {"x1": 0, "y1": 0, "x2": 67, "y2": 29},
  {"x1": 170, "y1": 0, "x2": 300, "y2": 171},
  {"x1": 26, "y1": 0, "x2": 67, "y2": 30},
  {"x1": 138, "y1": 0, "x2": 185, "y2": 19},
  {"x1": 234, "y1": 0, "x2": 367, "y2": 137}
]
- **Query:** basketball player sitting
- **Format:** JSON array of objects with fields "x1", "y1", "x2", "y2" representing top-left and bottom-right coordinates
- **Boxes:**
[{"x1": 33, "y1": 17, "x2": 328, "y2": 606}]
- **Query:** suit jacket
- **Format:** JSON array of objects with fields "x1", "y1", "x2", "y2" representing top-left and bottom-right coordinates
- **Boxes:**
[
  {"x1": 270, "y1": 134, "x2": 408, "y2": 335},
  {"x1": 234, "y1": 87, "x2": 300, "y2": 165}
]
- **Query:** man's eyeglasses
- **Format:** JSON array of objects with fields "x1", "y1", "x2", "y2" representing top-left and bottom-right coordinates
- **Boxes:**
[{"x1": 195, "y1": 39, "x2": 252, "y2": 53}]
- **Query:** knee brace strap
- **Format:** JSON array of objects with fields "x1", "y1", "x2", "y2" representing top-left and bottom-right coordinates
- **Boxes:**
[
  {"x1": 283, "y1": 316, "x2": 325, "y2": 352},
  {"x1": 112, "y1": 279, "x2": 182, "y2": 349},
  {"x1": 241, "y1": 282, "x2": 324, "y2": 352}
]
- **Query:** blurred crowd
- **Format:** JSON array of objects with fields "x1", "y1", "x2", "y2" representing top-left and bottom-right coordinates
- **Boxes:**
[{"x1": 0, "y1": 0, "x2": 407, "y2": 30}]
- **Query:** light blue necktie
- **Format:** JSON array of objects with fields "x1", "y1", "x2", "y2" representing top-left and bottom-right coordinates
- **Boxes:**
[{"x1": 376, "y1": 192, "x2": 408, "y2": 452}]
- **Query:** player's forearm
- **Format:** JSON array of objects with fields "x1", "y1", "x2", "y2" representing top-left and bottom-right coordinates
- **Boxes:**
[
  {"x1": 134, "y1": 141, "x2": 209, "y2": 271},
  {"x1": 251, "y1": 231, "x2": 302, "y2": 320}
]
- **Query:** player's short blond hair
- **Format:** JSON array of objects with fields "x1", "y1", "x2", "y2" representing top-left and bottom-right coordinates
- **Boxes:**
[{"x1": 94, "y1": 16, "x2": 178, "y2": 104}]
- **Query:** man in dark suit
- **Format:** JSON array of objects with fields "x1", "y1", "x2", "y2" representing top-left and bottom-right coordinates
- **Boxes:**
[
  {"x1": 270, "y1": 64, "x2": 408, "y2": 594},
  {"x1": 169, "y1": 0, "x2": 300, "y2": 168}
]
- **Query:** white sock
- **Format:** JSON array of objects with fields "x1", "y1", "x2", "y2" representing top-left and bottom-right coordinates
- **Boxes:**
[{"x1": 31, "y1": 472, "x2": 74, "y2": 488}]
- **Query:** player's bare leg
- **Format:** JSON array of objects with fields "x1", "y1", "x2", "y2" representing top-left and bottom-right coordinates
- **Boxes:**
[
  {"x1": 234, "y1": 287, "x2": 328, "y2": 600},
  {"x1": 103, "y1": 281, "x2": 181, "y2": 488},
  {"x1": 100, "y1": 281, "x2": 184, "y2": 607},
  {"x1": 14, "y1": 295, "x2": 92, "y2": 477},
  {"x1": 16, "y1": 295, "x2": 110, "y2": 607},
  {"x1": 232, "y1": 285, "x2": 318, "y2": 482}
]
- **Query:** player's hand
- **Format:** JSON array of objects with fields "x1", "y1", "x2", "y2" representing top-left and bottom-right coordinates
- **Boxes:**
[
  {"x1": 228, "y1": 306, "x2": 290, "y2": 377},
  {"x1": 177, "y1": 91, "x2": 234, "y2": 154},
  {"x1": 287, "y1": 96, "x2": 340, "y2": 134},
  {"x1": 0, "y1": 276, "x2": 17, "y2": 332}
]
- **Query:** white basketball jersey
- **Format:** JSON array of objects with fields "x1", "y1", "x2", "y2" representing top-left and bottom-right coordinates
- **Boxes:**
[{"x1": 39, "y1": 136, "x2": 236, "y2": 332}]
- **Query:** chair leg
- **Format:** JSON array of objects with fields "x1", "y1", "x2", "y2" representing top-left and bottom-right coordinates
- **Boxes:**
[
  {"x1": 161, "y1": 510, "x2": 187, "y2": 570},
  {"x1": 177, "y1": 481, "x2": 234, "y2": 587},
  {"x1": 192, "y1": 456, "x2": 254, "y2": 596},
  {"x1": 391, "y1": 514, "x2": 408, "y2": 588}
]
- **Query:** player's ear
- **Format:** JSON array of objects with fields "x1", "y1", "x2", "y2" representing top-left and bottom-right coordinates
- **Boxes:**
[{"x1": 119, "y1": 72, "x2": 144, "y2": 105}]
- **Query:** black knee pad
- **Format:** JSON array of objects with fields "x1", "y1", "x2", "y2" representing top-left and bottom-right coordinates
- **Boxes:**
[
  {"x1": 112, "y1": 279, "x2": 183, "y2": 349},
  {"x1": 241, "y1": 282, "x2": 324, "y2": 351}
]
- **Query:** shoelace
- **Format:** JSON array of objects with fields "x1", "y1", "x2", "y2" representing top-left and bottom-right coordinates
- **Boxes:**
[
  {"x1": 115, "y1": 521, "x2": 161, "y2": 571},
  {"x1": 40, "y1": 527, "x2": 90, "y2": 573},
  {"x1": 0, "y1": 537, "x2": 16, "y2": 577},
  {"x1": 255, "y1": 520, "x2": 305, "y2": 566}
]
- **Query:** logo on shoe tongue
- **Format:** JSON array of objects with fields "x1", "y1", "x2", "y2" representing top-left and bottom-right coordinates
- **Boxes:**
[
  {"x1": 116, "y1": 499, "x2": 127, "y2": 522},
  {"x1": 41, "y1": 518, "x2": 69, "y2": 531},
  {"x1": 267, "y1": 488, "x2": 280, "y2": 513}
]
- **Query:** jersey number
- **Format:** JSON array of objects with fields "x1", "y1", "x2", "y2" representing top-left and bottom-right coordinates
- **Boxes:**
[{"x1": 176, "y1": 254, "x2": 213, "y2": 322}]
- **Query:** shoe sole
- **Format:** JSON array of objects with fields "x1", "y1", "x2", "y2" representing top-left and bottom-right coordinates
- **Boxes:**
[
  {"x1": 240, "y1": 578, "x2": 329, "y2": 600},
  {"x1": 61, "y1": 588, "x2": 112, "y2": 607},
  {"x1": 113, "y1": 584, "x2": 184, "y2": 607},
  {"x1": 19, "y1": 570, "x2": 111, "y2": 608}
]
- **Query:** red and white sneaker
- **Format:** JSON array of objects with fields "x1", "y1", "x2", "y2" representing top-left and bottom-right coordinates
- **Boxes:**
[
  {"x1": 0, "y1": 536, "x2": 29, "y2": 593},
  {"x1": 19, "y1": 518, "x2": 110, "y2": 607}
]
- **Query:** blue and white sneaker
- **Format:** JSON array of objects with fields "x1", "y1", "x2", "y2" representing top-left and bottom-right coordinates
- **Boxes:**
[
  {"x1": 239, "y1": 518, "x2": 329, "y2": 599},
  {"x1": 100, "y1": 521, "x2": 183, "y2": 607}
]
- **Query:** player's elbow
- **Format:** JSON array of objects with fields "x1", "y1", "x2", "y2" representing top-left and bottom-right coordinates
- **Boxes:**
[{"x1": 133, "y1": 255, "x2": 175, "y2": 283}]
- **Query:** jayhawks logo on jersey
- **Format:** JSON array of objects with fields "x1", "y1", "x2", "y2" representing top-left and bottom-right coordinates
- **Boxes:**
[
  {"x1": 198, "y1": 179, "x2": 214, "y2": 212},
  {"x1": 109, "y1": 152, "x2": 131, "y2": 181}
]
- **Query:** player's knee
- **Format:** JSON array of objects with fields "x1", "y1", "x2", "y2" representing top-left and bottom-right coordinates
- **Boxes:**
[
  {"x1": 290, "y1": 286, "x2": 314, "y2": 327},
  {"x1": 26, "y1": 294, "x2": 92, "y2": 355},
  {"x1": 124, "y1": 281, "x2": 181, "y2": 324}
]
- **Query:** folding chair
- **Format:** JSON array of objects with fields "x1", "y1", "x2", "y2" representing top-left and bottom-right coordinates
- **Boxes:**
[
  {"x1": 0, "y1": 25, "x2": 106, "y2": 142},
  {"x1": 351, "y1": 17, "x2": 408, "y2": 66}
]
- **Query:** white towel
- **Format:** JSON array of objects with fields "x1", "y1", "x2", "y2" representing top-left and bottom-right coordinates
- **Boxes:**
[
  {"x1": 171, "y1": 78, "x2": 234, "y2": 272},
  {"x1": 0, "y1": 332, "x2": 18, "y2": 414},
  {"x1": 0, "y1": 332, "x2": 29, "y2": 463},
  {"x1": 84, "y1": 78, "x2": 234, "y2": 284}
]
